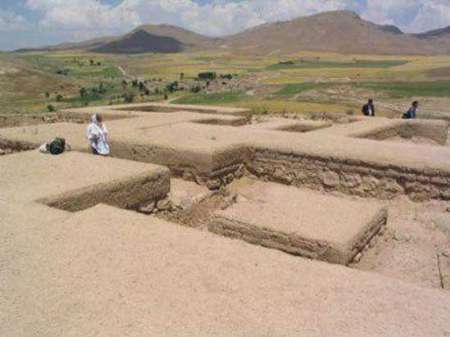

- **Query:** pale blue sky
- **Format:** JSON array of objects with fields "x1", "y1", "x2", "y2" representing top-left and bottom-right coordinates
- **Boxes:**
[{"x1": 0, "y1": 0, "x2": 449, "y2": 51}]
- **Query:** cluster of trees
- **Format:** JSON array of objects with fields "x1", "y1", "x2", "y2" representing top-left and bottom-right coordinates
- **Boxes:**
[
  {"x1": 89, "y1": 59, "x2": 102, "y2": 66},
  {"x1": 45, "y1": 68, "x2": 236, "y2": 113},
  {"x1": 79, "y1": 82, "x2": 108, "y2": 100},
  {"x1": 197, "y1": 72, "x2": 233, "y2": 81}
]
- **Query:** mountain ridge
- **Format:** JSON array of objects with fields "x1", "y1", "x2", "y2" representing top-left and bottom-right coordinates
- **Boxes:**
[{"x1": 15, "y1": 10, "x2": 450, "y2": 55}]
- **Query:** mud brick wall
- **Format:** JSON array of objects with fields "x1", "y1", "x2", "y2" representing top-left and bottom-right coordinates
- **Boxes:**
[
  {"x1": 247, "y1": 149, "x2": 450, "y2": 201},
  {"x1": 354, "y1": 120, "x2": 448, "y2": 145}
]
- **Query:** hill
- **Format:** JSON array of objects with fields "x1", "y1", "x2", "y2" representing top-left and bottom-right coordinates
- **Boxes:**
[
  {"x1": 416, "y1": 26, "x2": 450, "y2": 39},
  {"x1": 223, "y1": 11, "x2": 446, "y2": 55},
  {"x1": 92, "y1": 30, "x2": 185, "y2": 54},
  {"x1": 15, "y1": 36, "x2": 117, "y2": 53},
  {"x1": 93, "y1": 24, "x2": 217, "y2": 54}
]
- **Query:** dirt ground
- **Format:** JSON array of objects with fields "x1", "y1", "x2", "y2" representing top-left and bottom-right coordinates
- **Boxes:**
[
  {"x1": 1, "y1": 107, "x2": 449, "y2": 293},
  {"x1": 159, "y1": 178, "x2": 450, "y2": 291},
  {"x1": 350, "y1": 196, "x2": 450, "y2": 290}
]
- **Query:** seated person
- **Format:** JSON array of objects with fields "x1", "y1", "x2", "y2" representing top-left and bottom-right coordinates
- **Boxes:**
[{"x1": 86, "y1": 114, "x2": 110, "y2": 156}]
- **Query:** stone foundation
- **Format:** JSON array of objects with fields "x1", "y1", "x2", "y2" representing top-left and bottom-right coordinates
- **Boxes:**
[{"x1": 247, "y1": 149, "x2": 450, "y2": 201}]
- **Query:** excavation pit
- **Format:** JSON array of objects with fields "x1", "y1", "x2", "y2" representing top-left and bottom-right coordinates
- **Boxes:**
[
  {"x1": 1, "y1": 104, "x2": 450, "y2": 201},
  {"x1": 210, "y1": 178, "x2": 388, "y2": 265},
  {"x1": 353, "y1": 119, "x2": 448, "y2": 145}
]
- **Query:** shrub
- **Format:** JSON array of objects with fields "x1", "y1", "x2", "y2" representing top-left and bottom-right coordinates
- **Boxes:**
[
  {"x1": 198, "y1": 72, "x2": 217, "y2": 81},
  {"x1": 123, "y1": 92, "x2": 135, "y2": 103},
  {"x1": 79, "y1": 87, "x2": 88, "y2": 98},
  {"x1": 47, "y1": 104, "x2": 56, "y2": 112},
  {"x1": 166, "y1": 81, "x2": 178, "y2": 93},
  {"x1": 56, "y1": 69, "x2": 69, "y2": 76},
  {"x1": 220, "y1": 74, "x2": 233, "y2": 80}
]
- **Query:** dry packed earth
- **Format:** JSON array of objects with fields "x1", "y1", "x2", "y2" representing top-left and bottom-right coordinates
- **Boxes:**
[{"x1": 1, "y1": 102, "x2": 450, "y2": 336}]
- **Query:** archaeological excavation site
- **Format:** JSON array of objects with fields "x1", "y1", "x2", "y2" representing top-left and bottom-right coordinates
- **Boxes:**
[{"x1": 1, "y1": 102, "x2": 450, "y2": 336}]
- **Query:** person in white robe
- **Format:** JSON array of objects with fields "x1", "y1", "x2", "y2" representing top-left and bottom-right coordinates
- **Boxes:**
[{"x1": 86, "y1": 114, "x2": 110, "y2": 156}]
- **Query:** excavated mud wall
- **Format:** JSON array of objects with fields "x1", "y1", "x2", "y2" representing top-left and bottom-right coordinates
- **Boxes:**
[
  {"x1": 41, "y1": 171, "x2": 170, "y2": 212},
  {"x1": 210, "y1": 208, "x2": 387, "y2": 265},
  {"x1": 0, "y1": 138, "x2": 37, "y2": 153},
  {"x1": 109, "y1": 141, "x2": 251, "y2": 188},
  {"x1": 246, "y1": 149, "x2": 450, "y2": 201},
  {"x1": 354, "y1": 120, "x2": 448, "y2": 145}
]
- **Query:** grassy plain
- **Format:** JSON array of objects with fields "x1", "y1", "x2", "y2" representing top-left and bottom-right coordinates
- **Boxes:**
[{"x1": 1, "y1": 50, "x2": 450, "y2": 119}]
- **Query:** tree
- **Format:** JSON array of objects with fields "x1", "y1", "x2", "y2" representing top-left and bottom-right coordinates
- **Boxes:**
[
  {"x1": 198, "y1": 72, "x2": 217, "y2": 81},
  {"x1": 166, "y1": 81, "x2": 178, "y2": 93},
  {"x1": 79, "y1": 87, "x2": 88, "y2": 98},
  {"x1": 180, "y1": 72, "x2": 185, "y2": 81},
  {"x1": 45, "y1": 92, "x2": 50, "y2": 99},
  {"x1": 56, "y1": 94, "x2": 63, "y2": 102},
  {"x1": 47, "y1": 105, "x2": 56, "y2": 112},
  {"x1": 98, "y1": 82, "x2": 106, "y2": 94}
]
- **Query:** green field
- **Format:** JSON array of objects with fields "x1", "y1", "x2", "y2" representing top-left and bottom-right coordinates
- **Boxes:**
[
  {"x1": 1, "y1": 50, "x2": 450, "y2": 118},
  {"x1": 354, "y1": 81, "x2": 450, "y2": 98},
  {"x1": 174, "y1": 91, "x2": 248, "y2": 105},
  {"x1": 267, "y1": 59, "x2": 409, "y2": 70}
]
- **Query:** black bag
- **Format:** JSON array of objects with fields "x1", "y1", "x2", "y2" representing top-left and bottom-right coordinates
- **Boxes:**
[{"x1": 48, "y1": 138, "x2": 66, "y2": 155}]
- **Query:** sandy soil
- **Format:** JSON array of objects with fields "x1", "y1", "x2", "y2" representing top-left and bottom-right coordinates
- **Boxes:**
[
  {"x1": 387, "y1": 135, "x2": 441, "y2": 145},
  {"x1": 159, "y1": 177, "x2": 449, "y2": 290},
  {"x1": 2, "y1": 203, "x2": 450, "y2": 337},
  {"x1": 352, "y1": 196, "x2": 450, "y2": 290}
]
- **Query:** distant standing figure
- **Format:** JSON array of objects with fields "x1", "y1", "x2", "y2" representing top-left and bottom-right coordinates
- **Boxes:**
[
  {"x1": 362, "y1": 99, "x2": 375, "y2": 117},
  {"x1": 403, "y1": 101, "x2": 419, "y2": 119},
  {"x1": 87, "y1": 114, "x2": 110, "y2": 156}
]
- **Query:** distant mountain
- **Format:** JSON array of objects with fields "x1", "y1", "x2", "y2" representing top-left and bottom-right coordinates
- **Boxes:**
[
  {"x1": 379, "y1": 25, "x2": 403, "y2": 35},
  {"x1": 223, "y1": 11, "x2": 444, "y2": 55},
  {"x1": 92, "y1": 30, "x2": 185, "y2": 54},
  {"x1": 15, "y1": 36, "x2": 117, "y2": 53},
  {"x1": 16, "y1": 24, "x2": 216, "y2": 54},
  {"x1": 415, "y1": 26, "x2": 450, "y2": 39},
  {"x1": 14, "y1": 11, "x2": 450, "y2": 55},
  {"x1": 136, "y1": 24, "x2": 219, "y2": 49},
  {"x1": 93, "y1": 24, "x2": 218, "y2": 54}
]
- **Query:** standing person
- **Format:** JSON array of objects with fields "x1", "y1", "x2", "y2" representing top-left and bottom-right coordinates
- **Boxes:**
[
  {"x1": 403, "y1": 101, "x2": 419, "y2": 119},
  {"x1": 362, "y1": 99, "x2": 375, "y2": 117},
  {"x1": 86, "y1": 114, "x2": 110, "y2": 156}
]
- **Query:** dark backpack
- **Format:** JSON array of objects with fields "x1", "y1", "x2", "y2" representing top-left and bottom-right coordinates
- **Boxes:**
[{"x1": 48, "y1": 138, "x2": 66, "y2": 155}]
